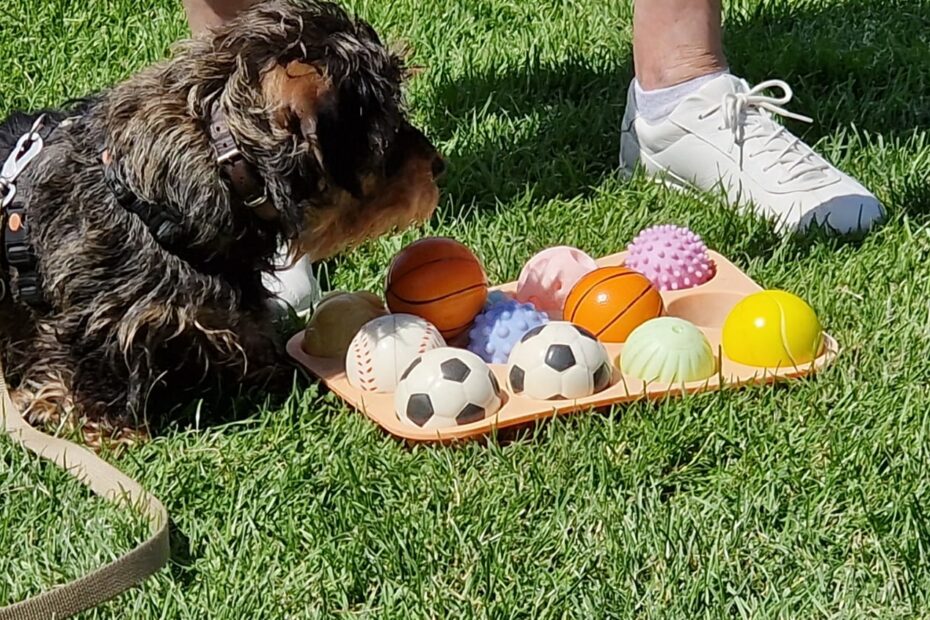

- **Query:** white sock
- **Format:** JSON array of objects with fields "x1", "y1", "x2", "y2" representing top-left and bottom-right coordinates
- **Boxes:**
[{"x1": 634, "y1": 70, "x2": 729, "y2": 124}]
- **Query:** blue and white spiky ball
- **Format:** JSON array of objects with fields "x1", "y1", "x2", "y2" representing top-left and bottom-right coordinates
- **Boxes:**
[{"x1": 467, "y1": 300, "x2": 549, "y2": 364}]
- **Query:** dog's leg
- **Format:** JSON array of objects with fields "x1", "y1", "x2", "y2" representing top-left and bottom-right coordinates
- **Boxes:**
[
  {"x1": 10, "y1": 361, "x2": 132, "y2": 449},
  {"x1": 221, "y1": 310, "x2": 298, "y2": 396},
  {"x1": 13, "y1": 320, "x2": 148, "y2": 448},
  {"x1": 11, "y1": 320, "x2": 78, "y2": 430},
  {"x1": 11, "y1": 367, "x2": 75, "y2": 429}
]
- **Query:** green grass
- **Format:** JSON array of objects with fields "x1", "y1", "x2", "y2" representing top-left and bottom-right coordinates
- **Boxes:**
[{"x1": 4, "y1": 0, "x2": 930, "y2": 617}]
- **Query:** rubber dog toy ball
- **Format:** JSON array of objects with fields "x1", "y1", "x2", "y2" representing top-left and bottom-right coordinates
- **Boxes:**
[
  {"x1": 563, "y1": 266, "x2": 664, "y2": 343},
  {"x1": 467, "y1": 299, "x2": 549, "y2": 364},
  {"x1": 386, "y1": 237, "x2": 488, "y2": 339},
  {"x1": 722, "y1": 290, "x2": 824, "y2": 368},
  {"x1": 394, "y1": 348, "x2": 503, "y2": 429},
  {"x1": 516, "y1": 246, "x2": 598, "y2": 315},
  {"x1": 485, "y1": 290, "x2": 513, "y2": 310},
  {"x1": 346, "y1": 314, "x2": 446, "y2": 393},
  {"x1": 302, "y1": 291, "x2": 387, "y2": 358},
  {"x1": 621, "y1": 317, "x2": 716, "y2": 384},
  {"x1": 506, "y1": 321, "x2": 612, "y2": 400},
  {"x1": 625, "y1": 224, "x2": 715, "y2": 291}
]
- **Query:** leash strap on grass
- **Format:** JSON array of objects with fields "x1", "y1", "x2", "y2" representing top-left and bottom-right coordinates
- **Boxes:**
[{"x1": 0, "y1": 360, "x2": 169, "y2": 620}]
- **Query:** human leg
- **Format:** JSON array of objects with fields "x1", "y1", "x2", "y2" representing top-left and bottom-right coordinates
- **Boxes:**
[
  {"x1": 633, "y1": 0, "x2": 726, "y2": 90},
  {"x1": 182, "y1": 0, "x2": 259, "y2": 34},
  {"x1": 622, "y1": 0, "x2": 885, "y2": 236}
]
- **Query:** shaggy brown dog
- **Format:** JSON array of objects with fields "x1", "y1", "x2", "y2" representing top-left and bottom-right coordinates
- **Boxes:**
[{"x1": 0, "y1": 0, "x2": 442, "y2": 445}]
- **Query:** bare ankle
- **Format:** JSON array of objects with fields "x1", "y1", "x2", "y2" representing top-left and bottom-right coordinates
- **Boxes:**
[
  {"x1": 636, "y1": 50, "x2": 728, "y2": 91},
  {"x1": 182, "y1": 0, "x2": 259, "y2": 34}
]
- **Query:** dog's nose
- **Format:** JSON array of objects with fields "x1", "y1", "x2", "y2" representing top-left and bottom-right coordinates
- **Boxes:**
[{"x1": 431, "y1": 155, "x2": 446, "y2": 179}]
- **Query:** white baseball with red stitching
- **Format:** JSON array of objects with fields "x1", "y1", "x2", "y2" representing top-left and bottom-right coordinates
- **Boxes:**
[{"x1": 345, "y1": 314, "x2": 446, "y2": 393}]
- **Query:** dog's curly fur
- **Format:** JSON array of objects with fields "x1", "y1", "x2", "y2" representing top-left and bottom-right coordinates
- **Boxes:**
[{"x1": 0, "y1": 0, "x2": 441, "y2": 445}]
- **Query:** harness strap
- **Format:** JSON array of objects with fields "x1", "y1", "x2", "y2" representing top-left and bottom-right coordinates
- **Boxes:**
[
  {"x1": 3, "y1": 202, "x2": 41, "y2": 305},
  {"x1": 0, "y1": 116, "x2": 59, "y2": 309},
  {"x1": 103, "y1": 160, "x2": 185, "y2": 248},
  {"x1": 0, "y1": 360, "x2": 169, "y2": 620}
]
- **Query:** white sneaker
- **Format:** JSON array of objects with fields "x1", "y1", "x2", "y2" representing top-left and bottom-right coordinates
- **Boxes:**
[
  {"x1": 262, "y1": 246, "x2": 321, "y2": 318},
  {"x1": 620, "y1": 74, "x2": 885, "y2": 235}
]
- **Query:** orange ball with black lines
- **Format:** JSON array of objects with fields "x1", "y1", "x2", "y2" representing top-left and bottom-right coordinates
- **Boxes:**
[
  {"x1": 563, "y1": 266, "x2": 664, "y2": 343},
  {"x1": 386, "y1": 237, "x2": 488, "y2": 339}
]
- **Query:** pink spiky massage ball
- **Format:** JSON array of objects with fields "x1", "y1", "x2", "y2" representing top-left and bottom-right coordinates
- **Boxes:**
[{"x1": 625, "y1": 225, "x2": 715, "y2": 291}]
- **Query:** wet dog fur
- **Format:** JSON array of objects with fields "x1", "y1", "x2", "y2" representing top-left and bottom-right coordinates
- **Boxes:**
[{"x1": 0, "y1": 0, "x2": 441, "y2": 445}]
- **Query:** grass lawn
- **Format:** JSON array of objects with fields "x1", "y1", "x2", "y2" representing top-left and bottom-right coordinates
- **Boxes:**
[{"x1": 4, "y1": 0, "x2": 930, "y2": 617}]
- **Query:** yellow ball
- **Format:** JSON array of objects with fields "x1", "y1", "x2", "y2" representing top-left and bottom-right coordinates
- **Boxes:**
[{"x1": 722, "y1": 290, "x2": 824, "y2": 368}]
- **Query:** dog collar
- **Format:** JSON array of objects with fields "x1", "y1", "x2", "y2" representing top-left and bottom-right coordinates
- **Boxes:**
[{"x1": 207, "y1": 101, "x2": 276, "y2": 219}]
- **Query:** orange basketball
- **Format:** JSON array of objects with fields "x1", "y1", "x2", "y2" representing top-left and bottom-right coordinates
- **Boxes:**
[
  {"x1": 564, "y1": 266, "x2": 664, "y2": 342},
  {"x1": 386, "y1": 237, "x2": 488, "y2": 339}
]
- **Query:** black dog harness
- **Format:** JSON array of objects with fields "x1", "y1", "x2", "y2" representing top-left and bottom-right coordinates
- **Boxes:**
[
  {"x1": 0, "y1": 101, "x2": 275, "y2": 307},
  {"x1": 102, "y1": 99, "x2": 276, "y2": 253},
  {"x1": 0, "y1": 114, "x2": 62, "y2": 307}
]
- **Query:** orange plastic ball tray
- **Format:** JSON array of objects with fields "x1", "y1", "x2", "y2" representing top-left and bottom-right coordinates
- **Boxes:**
[{"x1": 287, "y1": 250, "x2": 838, "y2": 444}]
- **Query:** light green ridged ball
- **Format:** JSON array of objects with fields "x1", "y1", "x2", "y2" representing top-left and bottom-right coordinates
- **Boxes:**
[{"x1": 620, "y1": 317, "x2": 716, "y2": 384}]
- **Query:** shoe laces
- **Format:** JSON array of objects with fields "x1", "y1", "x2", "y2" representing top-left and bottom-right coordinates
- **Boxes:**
[{"x1": 701, "y1": 79, "x2": 830, "y2": 184}]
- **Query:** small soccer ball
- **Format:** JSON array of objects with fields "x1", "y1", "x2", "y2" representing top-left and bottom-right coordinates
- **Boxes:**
[
  {"x1": 507, "y1": 321, "x2": 613, "y2": 400},
  {"x1": 394, "y1": 348, "x2": 503, "y2": 429},
  {"x1": 345, "y1": 314, "x2": 445, "y2": 393}
]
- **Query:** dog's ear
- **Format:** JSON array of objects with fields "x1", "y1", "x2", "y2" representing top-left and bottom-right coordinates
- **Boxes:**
[
  {"x1": 261, "y1": 59, "x2": 366, "y2": 196},
  {"x1": 261, "y1": 59, "x2": 332, "y2": 161}
]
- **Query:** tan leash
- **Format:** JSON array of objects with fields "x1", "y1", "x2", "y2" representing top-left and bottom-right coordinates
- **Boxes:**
[
  {"x1": 0, "y1": 358, "x2": 170, "y2": 619},
  {"x1": 0, "y1": 114, "x2": 170, "y2": 617}
]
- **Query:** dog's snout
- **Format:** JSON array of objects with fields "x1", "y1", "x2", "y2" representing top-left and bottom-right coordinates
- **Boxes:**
[{"x1": 431, "y1": 155, "x2": 446, "y2": 179}]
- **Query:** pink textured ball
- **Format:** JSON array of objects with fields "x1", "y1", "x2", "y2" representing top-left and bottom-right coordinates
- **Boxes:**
[
  {"x1": 625, "y1": 225, "x2": 715, "y2": 291},
  {"x1": 516, "y1": 246, "x2": 598, "y2": 315}
]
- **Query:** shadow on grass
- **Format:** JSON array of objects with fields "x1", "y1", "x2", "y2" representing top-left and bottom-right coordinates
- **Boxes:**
[
  {"x1": 147, "y1": 362, "x2": 305, "y2": 437},
  {"x1": 167, "y1": 523, "x2": 197, "y2": 586},
  {"x1": 428, "y1": 54, "x2": 633, "y2": 211},
  {"x1": 724, "y1": 0, "x2": 930, "y2": 144}
]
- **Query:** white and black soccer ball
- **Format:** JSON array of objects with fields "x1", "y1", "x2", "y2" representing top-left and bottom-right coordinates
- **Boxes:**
[
  {"x1": 394, "y1": 348, "x2": 503, "y2": 430},
  {"x1": 507, "y1": 321, "x2": 612, "y2": 400}
]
